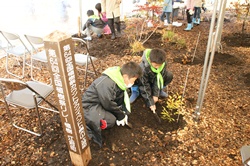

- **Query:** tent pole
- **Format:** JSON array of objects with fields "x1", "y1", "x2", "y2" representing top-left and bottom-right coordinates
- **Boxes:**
[
  {"x1": 193, "y1": 0, "x2": 219, "y2": 120},
  {"x1": 193, "y1": 0, "x2": 227, "y2": 120},
  {"x1": 216, "y1": 0, "x2": 227, "y2": 52}
]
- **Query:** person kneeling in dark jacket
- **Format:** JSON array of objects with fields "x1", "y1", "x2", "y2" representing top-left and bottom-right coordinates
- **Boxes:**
[
  {"x1": 82, "y1": 10, "x2": 106, "y2": 41},
  {"x1": 82, "y1": 62, "x2": 142, "y2": 147},
  {"x1": 130, "y1": 48, "x2": 173, "y2": 113}
]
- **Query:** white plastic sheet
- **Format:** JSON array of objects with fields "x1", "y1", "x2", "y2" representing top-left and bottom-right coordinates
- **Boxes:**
[
  {"x1": 0, "y1": 0, "x2": 80, "y2": 37},
  {"x1": 0, "y1": 0, "x2": 147, "y2": 36}
]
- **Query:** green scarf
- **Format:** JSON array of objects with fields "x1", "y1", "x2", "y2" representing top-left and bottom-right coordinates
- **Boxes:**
[
  {"x1": 89, "y1": 15, "x2": 99, "y2": 19},
  {"x1": 103, "y1": 66, "x2": 131, "y2": 113},
  {"x1": 145, "y1": 49, "x2": 165, "y2": 89}
]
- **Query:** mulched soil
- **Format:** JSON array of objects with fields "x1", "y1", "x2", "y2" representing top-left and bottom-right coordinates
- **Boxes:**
[{"x1": 0, "y1": 16, "x2": 250, "y2": 166}]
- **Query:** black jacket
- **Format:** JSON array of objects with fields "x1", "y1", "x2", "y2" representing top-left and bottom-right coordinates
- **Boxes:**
[
  {"x1": 82, "y1": 15, "x2": 105, "y2": 31},
  {"x1": 82, "y1": 74, "x2": 127, "y2": 146},
  {"x1": 139, "y1": 52, "x2": 169, "y2": 107},
  {"x1": 82, "y1": 74, "x2": 126, "y2": 120}
]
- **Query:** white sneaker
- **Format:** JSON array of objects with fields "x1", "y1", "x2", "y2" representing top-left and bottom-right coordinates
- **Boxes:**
[
  {"x1": 83, "y1": 36, "x2": 92, "y2": 41},
  {"x1": 176, "y1": 22, "x2": 183, "y2": 27},
  {"x1": 172, "y1": 21, "x2": 182, "y2": 27},
  {"x1": 81, "y1": 30, "x2": 87, "y2": 35},
  {"x1": 164, "y1": 20, "x2": 169, "y2": 26}
]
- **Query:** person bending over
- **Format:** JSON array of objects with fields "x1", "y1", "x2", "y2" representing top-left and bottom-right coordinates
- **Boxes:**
[
  {"x1": 82, "y1": 62, "x2": 142, "y2": 147},
  {"x1": 82, "y1": 10, "x2": 105, "y2": 40}
]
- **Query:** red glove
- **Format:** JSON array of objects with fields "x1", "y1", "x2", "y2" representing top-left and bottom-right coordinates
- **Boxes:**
[{"x1": 100, "y1": 119, "x2": 107, "y2": 130}]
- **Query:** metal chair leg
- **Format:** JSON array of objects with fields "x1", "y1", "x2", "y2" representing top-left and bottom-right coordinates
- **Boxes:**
[
  {"x1": 5, "y1": 53, "x2": 25, "y2": 79},
  {"x1": 4, "y1": 94, "x2": 43, "y2": 136}
]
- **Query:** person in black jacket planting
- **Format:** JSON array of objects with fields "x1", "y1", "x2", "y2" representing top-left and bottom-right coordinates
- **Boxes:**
[
  {"x1": 82, "y1": 62, "x2": 142, "y2": 147},
  {"x1": 130, "y1": 48, "x2": 173, "y2": 113}
]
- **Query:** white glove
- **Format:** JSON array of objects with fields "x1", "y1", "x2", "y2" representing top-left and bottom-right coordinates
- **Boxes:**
[
  {"x1": 80, "y1": 30, "x2": 86, "y2": 35},
  {"x1": 150, "y1": 105, "x2": 156, "y2": 112},
  {"x1": 116, "y1": 115, "x2": 128, "y2": 126},
  {"x1": 189, "y1": 9, "x2": 194, "y2": 15}
]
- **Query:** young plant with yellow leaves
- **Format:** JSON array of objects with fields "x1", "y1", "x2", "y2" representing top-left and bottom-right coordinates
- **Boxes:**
[
  {"x1": 124, "y1": 18, "x2": 158, "y2": 55},
  {"x1": 161, "y1": 30, "x2": 175, "y2": 42},
  {"x1": 161, "y1": 29, "x2": 186, "y2": 49},
  {"x1": 161, "y1": 93, "x2": 185, "y2": 122},
  {"x1": 130, "y1": 41, "x2": 145, "y2": 54},
  {"x1": 176, "y1": 38, "x2": 186, "y2": 49}
]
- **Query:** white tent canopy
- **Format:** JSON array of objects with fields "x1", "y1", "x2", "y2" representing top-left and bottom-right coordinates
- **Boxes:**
[{"x1": 0, "y1": 0, "x2": 144, "y2": 37}]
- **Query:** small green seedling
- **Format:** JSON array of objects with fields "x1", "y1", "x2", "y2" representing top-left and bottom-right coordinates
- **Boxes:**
[{"x1": 161, "y1": 93, "x2": 184, "y2": 122}]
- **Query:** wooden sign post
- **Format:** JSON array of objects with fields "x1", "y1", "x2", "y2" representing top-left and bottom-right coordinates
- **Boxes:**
[{"x1": 44, "y1": 31, "x2": 91, "y2": 166}]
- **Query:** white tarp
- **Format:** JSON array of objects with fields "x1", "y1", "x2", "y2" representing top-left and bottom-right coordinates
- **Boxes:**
[
  {"x1": 0, "y1": 0, "x2": 146, "y2": 37},
  {"x1": 0, "y1": 0, "x2": 80, "y2": 37}
]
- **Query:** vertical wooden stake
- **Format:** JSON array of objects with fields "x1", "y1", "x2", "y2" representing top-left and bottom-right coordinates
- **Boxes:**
[
  {"x1": 78, "y1": 17, "x2": 81, "y2": 37},
  {"x1": 44, "y1": 30, "x2": 91, "y2": 166}
]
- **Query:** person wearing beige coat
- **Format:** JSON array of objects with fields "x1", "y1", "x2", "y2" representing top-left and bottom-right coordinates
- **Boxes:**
[{"x1": 101, "y1": 0, "x2": 122, "y2": 40}]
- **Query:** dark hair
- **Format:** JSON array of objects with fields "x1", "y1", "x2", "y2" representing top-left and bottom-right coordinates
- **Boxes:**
[
  {"x1": 95, "y1": 3, "x2": 102, "y2": 13},
  {"x1": 87, "y1": 10, "x2": 94, "y2": 17},
  {"x1": 121, "y1": 62, "x2": 142, "y2": 79},
  {"x1": 149, "y1": 48, "x2": 166, "y2": 64}
]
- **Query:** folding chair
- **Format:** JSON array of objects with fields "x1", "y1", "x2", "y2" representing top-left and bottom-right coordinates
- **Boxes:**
[
  {"x1": 241, "y1": 145, "x2": 250, "y2": 166},
  {"x1": 0, "y1": 39, "x2": 9, "y2": 59},
  {"x1": 0, "y1": 31, "x2": 31, "y2": 79},
  {"x1": 24, "y1": 34, "x2": 49, "y2": 83},
  {"x1": 72, "y1": 37, "x2": 98, "y2": 89},
  {"x1": 0, "y1": 78, "x2": 59, "y2": 136}
]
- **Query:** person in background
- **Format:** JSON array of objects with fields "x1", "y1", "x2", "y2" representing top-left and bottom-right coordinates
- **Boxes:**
[
  {"x1": 184, "y1": 0, "x2": 195, "y2": 31},
  {"x1": 82, "y1": 62, "x2": 142, "y2": 147},
  {"x1": 201, "y1": 1, "x2": 207, "y2": 13},
  {"x1": 133, "y1": 0, "x2": 141, "y2": 3},
  {"x1": 95, "y1": 3, "x2": 111, "y2": 35},
  {"x1": 129, "y1": 48, "x2": 173, "y2": 113},
  {"x1": 193, "y1": 0, "x2": 203, "y2": 25},
  {"x1": 82, "y1": 10, "x2": 105, "y2": 41},
  {"x1": 160, "y1": 0, "x2": 173, "y2": 26},
  {"x1": 172, "y1": 0, "x2": 183, "y2": 27},
  {"x1": 101, "y1": 0, "x2": 122, "y2": 40}
]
